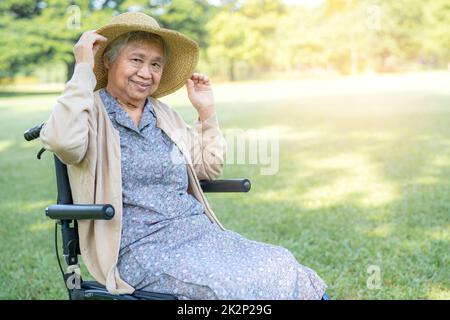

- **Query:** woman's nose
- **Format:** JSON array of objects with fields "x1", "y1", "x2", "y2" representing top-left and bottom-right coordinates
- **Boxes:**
[{"x1": 137, "y1": 65, "x2": 152, "y2": 79}]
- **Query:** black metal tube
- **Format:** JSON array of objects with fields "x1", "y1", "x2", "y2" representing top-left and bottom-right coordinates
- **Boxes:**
[
  {"x1": 54, "y1": 156, "x2": 73, "y2": 205},
  {"x1": 45, "y1": 204, "x2": 115, "y2": 220},
  {"x1": 199, "y1": 179, "x2": 251, "y2": 193}
]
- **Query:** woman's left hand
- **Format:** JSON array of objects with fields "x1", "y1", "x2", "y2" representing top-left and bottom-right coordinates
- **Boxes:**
[{"x1": 186, "y1": 73, "x2": 215, "y2": 121}]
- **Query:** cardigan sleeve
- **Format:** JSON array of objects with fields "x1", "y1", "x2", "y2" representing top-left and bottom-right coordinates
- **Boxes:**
[
  {"x1": 39, "y1": 63, "x2": 96, "y2": 165},
  {"x1": 188, "y1": 113, "x2": 227, "y2": 181}
]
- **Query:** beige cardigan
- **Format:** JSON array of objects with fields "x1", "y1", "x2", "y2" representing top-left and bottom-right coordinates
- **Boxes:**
[{"x1": 40, "y1": 63, "x2": 227, "y2": 295}]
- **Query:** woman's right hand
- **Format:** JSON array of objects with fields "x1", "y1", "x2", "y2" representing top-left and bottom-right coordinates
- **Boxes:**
[{"x1": 73, "y1": 30, "x2": 108, "y2": 69}]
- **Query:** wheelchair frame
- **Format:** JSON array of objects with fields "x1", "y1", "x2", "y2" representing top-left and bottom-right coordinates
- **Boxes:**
[{"x1": 24, "y1": 123, "x2": 251, "y2": 300}]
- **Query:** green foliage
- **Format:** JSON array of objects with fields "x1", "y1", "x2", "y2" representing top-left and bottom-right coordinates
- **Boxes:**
[
  {"x1": 207, "y1": 0, "x2": 287, "y2": 80},
  {"x1": 0, "y1": 0, "x2": 220, "y2": 81},
  {"x1": 154, "y1": 0, "x2": 218, "y2": 48},
  {"x1": 0, "y1": 0, "x2": 449, "y2": 82},
  {"x1": 206, "y1": 0, "x2": 450, "y2": 78},
  {"x1": 0, "y1": 0, "x2": 44, "y2": 19}
]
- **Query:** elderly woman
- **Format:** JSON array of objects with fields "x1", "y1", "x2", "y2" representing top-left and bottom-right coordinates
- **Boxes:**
[{"x1": 40, "y1": 12, "x2": 327, "y2": 300}]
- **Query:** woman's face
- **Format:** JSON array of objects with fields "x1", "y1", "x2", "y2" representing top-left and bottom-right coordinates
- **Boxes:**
[{"x1": 105, "y1": 40, "x2": 164, "y2": 103}]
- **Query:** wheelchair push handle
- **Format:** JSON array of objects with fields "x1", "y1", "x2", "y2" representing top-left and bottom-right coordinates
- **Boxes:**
[
  {"x1": 24, "y1": 123, "x2": 47, "y2": 159},
  {"x1": 24, "y1": 123, "x2": 44, "y2": 141},
  {"x1": 45, "y1": 204, "x2": 115, "y2": 220}
]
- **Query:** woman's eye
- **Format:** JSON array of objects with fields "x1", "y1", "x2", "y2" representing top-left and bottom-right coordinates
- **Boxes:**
[{"x1": 132, "y1": 58, "x2": 142, "y2": 63}]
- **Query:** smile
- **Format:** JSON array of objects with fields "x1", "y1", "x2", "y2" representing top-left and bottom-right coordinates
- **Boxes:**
[{"x1": 130, "y1": 80, "x2": 151, "y2": 91}]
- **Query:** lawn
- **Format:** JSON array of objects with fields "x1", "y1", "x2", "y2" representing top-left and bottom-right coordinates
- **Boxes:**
[{"x1": 0, "y1": 72, "x2": 449, "y2": 299}]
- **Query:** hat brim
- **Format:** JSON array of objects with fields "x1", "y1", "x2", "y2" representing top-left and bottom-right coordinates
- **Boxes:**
[{"x1": 94, "y1": 24, "x2": 199, "y2": 98}]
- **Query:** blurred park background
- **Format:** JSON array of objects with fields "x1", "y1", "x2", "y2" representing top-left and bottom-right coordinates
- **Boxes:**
[
  {"x1": 0, "y1": 0, "x2": 449, "y2": 299},
  {"x1": 1, "y1": 0, "x2": 450, "y2": 84}
]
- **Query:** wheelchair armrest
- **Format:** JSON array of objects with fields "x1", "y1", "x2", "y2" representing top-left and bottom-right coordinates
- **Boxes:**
[
  {"x1": 199, "y1": 179, "x2": 251, "y2": 193},
  {"x1": 45, "y1": 204, "x2": 115, "y2": 220}
]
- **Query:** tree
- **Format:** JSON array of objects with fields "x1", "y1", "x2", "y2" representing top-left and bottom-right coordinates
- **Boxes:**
[
  {"x1": 0, "y1": 0, "x2": 217, "y2": 82},
  {"x1": 207, "y1": 0, "x2": 287, "y2": 80},
  {"x1": 207, "y1": 11, "x2": 252, "y2": 81}
]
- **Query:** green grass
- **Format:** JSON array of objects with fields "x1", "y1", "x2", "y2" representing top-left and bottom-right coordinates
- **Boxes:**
[{"x1": 1, "y1": 73, "x2": 449, "y2": 299}]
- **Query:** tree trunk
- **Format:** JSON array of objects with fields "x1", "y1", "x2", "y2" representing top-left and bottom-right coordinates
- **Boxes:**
[{"x1": 229, "y1": 59, "x2": 235, "y2": 81}]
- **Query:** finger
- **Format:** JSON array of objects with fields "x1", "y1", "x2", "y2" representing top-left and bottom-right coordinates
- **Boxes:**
[
  {"x1": 90, "y1": 34, "x2": 108, "y2": 43},
  {"x1": 80, "y1": 29, "x2": 97, "y2": 40},
  {"x1": 198, "y1": 75, "x2": 208, "y2": 84},
  {"x1": 186, "y1": 79, "x2": 195, "y2": 95},
  {"x1": 191, "y1": 75, "x2": 201, "y2": 84},
  {"x1": 97, "y1": 35, "x2": 108, "y2": 42},
  {"x1": 194, "y1": 73, "x2": 207, "y2": 82}
]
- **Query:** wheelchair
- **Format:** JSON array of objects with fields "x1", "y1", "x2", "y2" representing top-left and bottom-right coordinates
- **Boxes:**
[{"x1": 24, "y1": 123, "x2": 252, "y2": 300}]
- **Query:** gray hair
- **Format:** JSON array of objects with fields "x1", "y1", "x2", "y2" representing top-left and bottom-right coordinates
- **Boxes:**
[{"x1": 103, "y1": 31, "x2": 169, "y2": 66}]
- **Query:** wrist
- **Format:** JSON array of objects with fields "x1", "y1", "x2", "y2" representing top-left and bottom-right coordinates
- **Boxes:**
[
  {"x1": 198, "y1": 107, "x2": 215, "y2": 121},
  {"x1": 198, "y1": 110, "x2": 216, "y2": 121}
]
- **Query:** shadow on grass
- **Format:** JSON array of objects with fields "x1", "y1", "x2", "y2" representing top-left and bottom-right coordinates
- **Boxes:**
[{"x1": 215, "y1": 92, "x2": 450, "y2": 299}]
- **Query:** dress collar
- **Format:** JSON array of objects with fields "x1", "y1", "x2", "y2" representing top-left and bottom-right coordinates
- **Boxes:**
[{"x1": 100, "y1": 88, "x2": 156, "y2": 133}]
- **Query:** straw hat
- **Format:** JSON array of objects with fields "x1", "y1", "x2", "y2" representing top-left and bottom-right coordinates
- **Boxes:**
[{"x1": 94, "y1": 12, "x2": 199, "y2": 98}]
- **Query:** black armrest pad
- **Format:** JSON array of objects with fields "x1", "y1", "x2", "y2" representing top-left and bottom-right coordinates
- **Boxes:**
[
  {"x1": 45, "y1": 204, "x2": 115, "y2": 220},
  {"x1": 199, "y1": 179, "x2": 251, "y2": 193}
]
